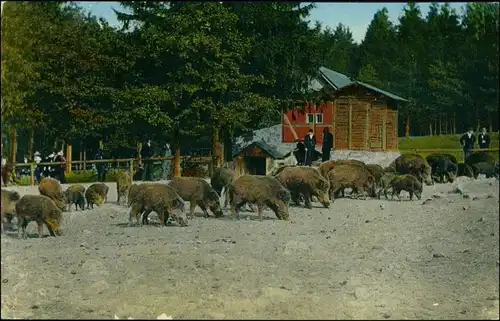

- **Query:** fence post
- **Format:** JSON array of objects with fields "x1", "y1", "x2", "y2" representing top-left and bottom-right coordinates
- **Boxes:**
[
  {"x1": 30, "y1": 163, "x2": 35, "y2": 186},
  {"x1": 129, "y1": 159, "x2": 134, "y2": 182}
]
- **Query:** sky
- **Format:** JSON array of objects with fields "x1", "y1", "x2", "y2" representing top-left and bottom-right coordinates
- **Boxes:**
[{"x1": 79, "y1": 2, "x2": 467, "y2": 44}]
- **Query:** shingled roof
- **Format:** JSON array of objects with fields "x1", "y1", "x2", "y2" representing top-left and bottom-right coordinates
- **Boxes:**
[
  {"x1": 232, "y1": 139, "x2": 287, "y2": 159},
  {"x1": 309, "y1": 66, "x2": 408, "y2": 103}
]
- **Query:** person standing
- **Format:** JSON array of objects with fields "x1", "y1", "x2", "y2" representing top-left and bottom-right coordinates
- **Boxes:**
[
  {"x1": 459, "y1": 128, "x2": 476, "y2": 161},
  {"x1": 94, "y1": 148, "x2": 107, "y2": 182},
  {"x1": 477, "y1": 127, "x2": 491, "y2": 149},
  {"x1": 141, "y1": 139, "x2": 154, "y2": 181},
  {"x1": 303, "y1": 129, "x2": 316, "y2": 166},
  {"x1": 162, "y1": 142, "x2": 172, "y2": 179},
  {"x1": 33, "y1": 151, "x2": 42, "y2": 184},
  {"x1": 54, "y1": 150, "x2": 67, "y2": 183},
  {"x1": 321, "y1": 127, "x2": 334, "y2": 162},
  {"x1": 293, "y1": 139, "x2": 306, "y2": 165}
]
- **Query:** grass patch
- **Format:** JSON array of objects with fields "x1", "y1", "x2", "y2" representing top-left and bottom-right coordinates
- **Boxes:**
[{"x1": 398, "y1": 133, "x2": 499, "y2": 163}]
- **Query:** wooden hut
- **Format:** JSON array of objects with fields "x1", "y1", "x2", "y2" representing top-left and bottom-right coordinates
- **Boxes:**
[
  {"x1": 330, "y1": 81, "x2": 407, "y2": 151},
  {"x1": 282, "y1": 67, "x2": 408, "y2": 151},
  {"x1": 232, "y1": 140, "x2": 290, "y2": 176}
]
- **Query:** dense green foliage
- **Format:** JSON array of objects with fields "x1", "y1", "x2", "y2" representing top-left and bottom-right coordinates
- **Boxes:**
[{"x1": 1, "y1": 2, "x2": 498, "y2": 158}]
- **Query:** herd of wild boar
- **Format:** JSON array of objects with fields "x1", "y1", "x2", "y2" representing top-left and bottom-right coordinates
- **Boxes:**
[{"x1": 1, "y1": 151, "x2": 498, "y2": 239}]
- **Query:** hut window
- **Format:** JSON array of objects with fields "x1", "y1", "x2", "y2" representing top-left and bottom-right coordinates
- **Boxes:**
[
  {"x1": 315, "y1": 113, "x2": 323, "y2": 124},
  {"x1": 306, "y1": 113, "x2": 314, "y2": 123}
]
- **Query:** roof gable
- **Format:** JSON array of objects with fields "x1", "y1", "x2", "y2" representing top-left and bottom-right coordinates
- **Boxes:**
[
  {"x1": 319, "y1": 66, "x2": 353, "y2": 90},
  {"x1": 233, "y1": 140, "x2": 286, "y2": 159},
  {"x1": 337, "y1": 81, "x2": 408, "y2": 102}
]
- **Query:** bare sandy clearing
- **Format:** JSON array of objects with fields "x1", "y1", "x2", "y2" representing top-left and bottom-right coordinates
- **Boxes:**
[{"x1": 1, "y1": 178, "x2": 499, "y2": 319}]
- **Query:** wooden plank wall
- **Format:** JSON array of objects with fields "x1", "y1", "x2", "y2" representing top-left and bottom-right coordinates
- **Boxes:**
[
  {"x1": 386, "y1": 109, "x2": 398, "y2": 150},
  {"x1": 350, "y1": 100, "x2": 369, "y2": 149},
  {"x1": 369, "y1": 104, "x2": 384, "y2": 150},
  {"x1": 334, "y1": 99, "x2": 349, "y2": 149}
]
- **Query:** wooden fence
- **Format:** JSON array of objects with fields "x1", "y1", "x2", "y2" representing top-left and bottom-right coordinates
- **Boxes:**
[{"x1": 11, "y1": 156, "x2": 213, "y2": 186}]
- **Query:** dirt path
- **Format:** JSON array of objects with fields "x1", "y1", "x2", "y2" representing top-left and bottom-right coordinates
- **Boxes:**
[{"x1": 1, "y1": 178, "x2": 499, "y2": 319}]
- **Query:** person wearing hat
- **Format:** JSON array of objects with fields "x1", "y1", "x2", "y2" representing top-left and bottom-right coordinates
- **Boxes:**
[
  {"x1": 53, "y1": 150, "x2": 67, "y2": 183},
  {"x1": 478, "y1": 127, "x2": 491, "y2": 149},
  {"x1": 459, "y1": 128, "x2": 476, "y2": 161},
  {"x1": 33, "y1": 151, "x2": 42, "y2": 184},
  {"x1": 303, "y1": 129, "x2": 316, "y2": 166}
]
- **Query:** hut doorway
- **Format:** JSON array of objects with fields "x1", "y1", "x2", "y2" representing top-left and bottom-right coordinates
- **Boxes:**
[{"x1": 244, "y1": 156, "x2": 266, "y2": 175}]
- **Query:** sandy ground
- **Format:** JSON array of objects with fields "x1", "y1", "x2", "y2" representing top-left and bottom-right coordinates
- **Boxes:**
[{"x1": 1, "y1": 177, "x2": 499, "y2": 320}]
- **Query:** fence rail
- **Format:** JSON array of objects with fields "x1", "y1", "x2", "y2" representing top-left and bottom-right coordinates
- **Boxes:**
[
  {"x1": 9, "y1": 156, "x2": 214, "y2": 186},
  {"x1": 399, "y1": 148, "x2": 499, "y2": 153}
]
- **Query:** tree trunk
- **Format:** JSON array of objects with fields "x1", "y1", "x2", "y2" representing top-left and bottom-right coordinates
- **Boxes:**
[
  {"x1": 211, "y1": 127, "x2": 223, "y2": 169},
  {"x1": 489, "y1": 111, "x2": 493, "y2": 133},
  {"x1": 453, "y1": 113, "x2": 457, "y2": 134},
  {"x1": 173, "y1": 137, "x2": 181, "y2": 178},
  {"x1": 438, "y1": 114, "x2": 442, "y2": 135},
  {"x1": 9, "y1": 127, "x2": 17, "y2": 165},
  {"x1": 444, "y1": 114, "x2": 448, "y2": 135},
  {"x1": 429, "y1": 121, "x2": 433, "y2": 136},
  {"x1": 223, "y1": 127, "x2": 232, "y2": 163},
  {"x1": 405, "y1": 115, "x2": 410, "y2": 137},
  {"x1": 27, "y1": 129, "x2": 34, "y2": 160}
]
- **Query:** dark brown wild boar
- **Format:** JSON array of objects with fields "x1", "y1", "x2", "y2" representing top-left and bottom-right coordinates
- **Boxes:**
[
  {"x1": 129, "y1": 184, "x2": 187, "y2": 227},
  {"x1": 15, "y1": 194, "x2": 62, "y2": 239},
  {"x1": 210, "y1": 167, "x2": 236, "y2": 208},
  {"x1": 168, "y1": 177, "x2": 223, "y2": 219},
  {"x1": 365, "y1": 164, "x2": 385, "y2": 186},
  {"x1": 328, "y1": 164, "x2": 376, "y2": 199},
  {"x1": 38, "y1": 177, "x2": 66, "y2": 211},
  {"x1": 377, "y1": 172, "x2": 398, "y2": 200},
  {"x1": 390, "y1": 174, "x2": 423, "y2": 201},
  {"x1": 1, "y1": 189, "x2": 21, "y2": 234},
  {"x1": 116, "y1": 171, "x2": 131, "y2": 206},
  {"x1": 274, "y1": 166, "x2": 330, "y2": 209},
  {"x1": 64, "y1": 184, "x2": 85, "y2": 211},
  {"x1": 85, "y1": 183, "x2": 109, "y2": 209},
  {"x1": 228, "y1": 175, "x2": 290, "y2": 221},
  {"x1": 386, "y1": 154, "x2": 433, "y2": 186},
  {"x1": 318, "y1": 159, "x2": 367, "y2": 178},
  {"x1": 426, "y1": 154, "x2": 458, "y2": 183},
  {"x1": 457, "y1": 163, "x2": 475, "y2": 178}
]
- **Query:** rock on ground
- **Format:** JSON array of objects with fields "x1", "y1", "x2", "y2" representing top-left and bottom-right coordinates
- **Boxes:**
[{"x1": 1, "y1": 178, "x2": 498, "y2": 319}]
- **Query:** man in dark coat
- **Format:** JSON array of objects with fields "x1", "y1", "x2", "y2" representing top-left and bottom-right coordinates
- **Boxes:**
[
  {"x1": 478, "y1": 127, "x2": 491, "y2": 149},
  {"x1": 94, "y1": 148, "x2": 107, "y2": 182},
  {"x1": 141, "y1": 139, "x2": 154, "y2": 181},
  {"x1": 303, "y1": 129, "x2": 316, "y2": 166},
  {"x1": 293, "y1": 139, "x2": 306, "y2": 165},
  {"x1": 459, "y1": 128, "x2": 476, "y2": 161},
  {"x1": 53, "y1": 150, "x2": 67, "y2": 184},
  {"x1": 321, "y1": 127, "x2": 334, "y2": 162}
]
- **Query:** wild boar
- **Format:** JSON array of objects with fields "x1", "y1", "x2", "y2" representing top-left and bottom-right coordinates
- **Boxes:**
[
  {"x1": 426, "y1": 153, "x2": 458, "y2": 183},
  {"x1": 168, "y1": 177, "x2": 223, "y2": 219},
  {"x1": 390, "y1": 174, "x2": 423, "y2": 201},
  {"x1": 386, "y1": 154, "x2": 433, "y2": 186},
  {"x1": 473, "y1": 162, "x2": 498, "y2": 179},
  {"x1": 274, "y1": 166, "x2": 330, "y2": 209},
  {"x1": 465, "y1": 152, "x2": 496, "y2": 167},
  {"x1": 85, "y1": 183, "x2": 109, "y2": 209},
  {"x1": 1, "y1": 189, "x2": 21, "y2": 234},
  {"x1": 64, "y1": 184, "x2": 85, "y2": 211},
  {"x1": 457, "y1": 163, "x2": 475, "y2": 178},
  {"x1": 38, "y1": 177, "x2": 66, "y2": 211},
  {"x1": 210, "y1": 167, "x2": 236, "y2": 208},
  {"x1": 228, "y1": 175, "x2": 290, "y2": 221},
  {"x1": 116, "y1": 171, "x2": 131, "y2": 206},
  {"x1": 327, "y1": 164, "x2": 376, "y2": 200},
  {"x1": 365, "y1": 164, "x2": 386, "y2": 187},
  {"x1": 377, "y1": 172, "x2": 398, "y2": 200},
  {"x1": 15, "y1": 194, "x2": 62, "y2": 239},
  {"x1": 318, "y1": 159, "x2": 366, "y2": 178},
  {"x1": 129, "y1": 183, "x2": 187, "y2": 227}
]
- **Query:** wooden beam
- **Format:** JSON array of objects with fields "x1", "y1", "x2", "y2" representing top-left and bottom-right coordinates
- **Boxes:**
[
  {"x1": 365, "y1": 103, "x2": 369, "y2": 149},
  {"x1": 174, "y1": 140, "x2": 181, "y2": 177},
  {"x1": 65, "y1": 143, "x2": 72, "y2": 174},
  {"x1": 332, "y1": 100, "x2": 336, "y2": 149},
  {"x1": 283, "y1": 114, "x2": 299, "y2": 141},
  {"x1": 9, "y1": 127, "x2": 16, "y2": 166},
  {"x1": 382, "y1": 108, "x2": 387, "y2": 151},
  {"x1": 348, "y1": 98, "x2": 352, "y2": 150}
]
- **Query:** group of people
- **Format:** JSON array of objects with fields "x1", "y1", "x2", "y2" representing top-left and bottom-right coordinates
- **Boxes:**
[
  {"x1": 294, "y1": 127, "x2": 334, "y2": 166},
  {"x1": 459, "y1": 127, "x2": 492, "y2": 160}
]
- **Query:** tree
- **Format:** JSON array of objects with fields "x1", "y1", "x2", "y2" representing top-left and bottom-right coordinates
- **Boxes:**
[{"x1": 356, "y1": 64, "x2": 383, "y2": 88}]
